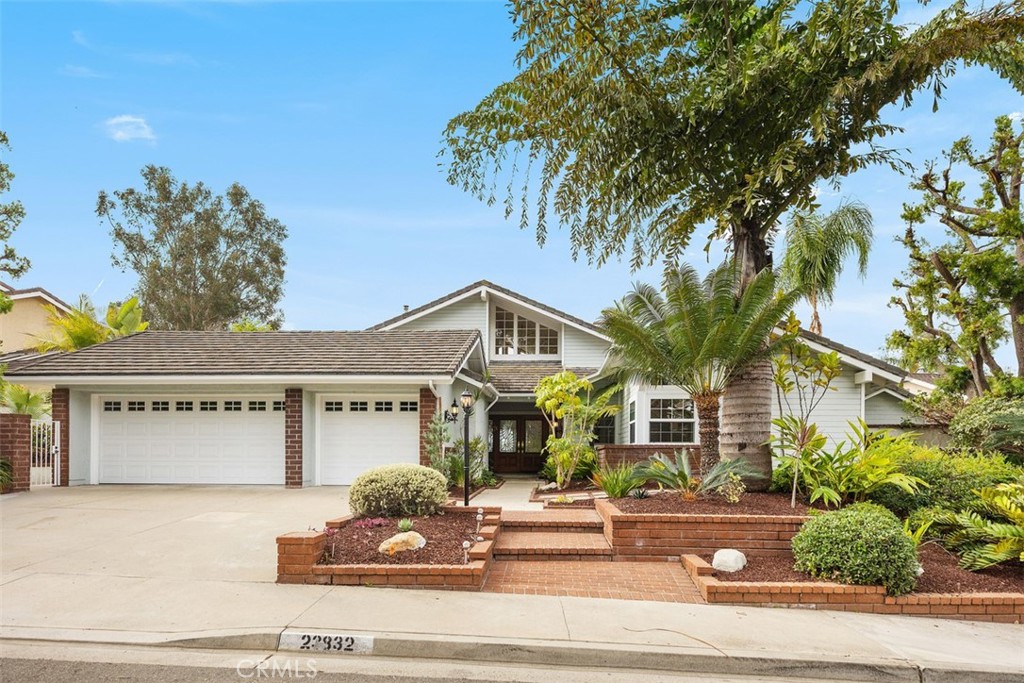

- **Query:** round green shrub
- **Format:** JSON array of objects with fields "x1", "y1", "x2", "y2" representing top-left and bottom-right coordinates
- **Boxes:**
[
  {"x1": 348, "y1": 464, "x2": 449, "y2": 518},
  {"x1": 791, "y1": 503, "x2": 918, "y2": 596},
  {"x1": 948, "y1": 396, "x2": 1024, "y2": 463},
  {"x1": 870, "y1": 447, "x2": 1021, "y2": 516}
]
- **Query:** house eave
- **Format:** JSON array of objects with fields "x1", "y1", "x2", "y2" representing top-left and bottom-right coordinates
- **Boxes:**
[{"x1": 11, "y1": 374, "x2": 459, "y2": 386}]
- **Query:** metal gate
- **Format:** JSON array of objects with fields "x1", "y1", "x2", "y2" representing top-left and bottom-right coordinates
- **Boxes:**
[{"x1": 30, "y1": 420, "x2": 61, "y2": 487}]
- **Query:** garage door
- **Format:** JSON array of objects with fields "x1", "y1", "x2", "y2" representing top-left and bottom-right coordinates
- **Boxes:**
[
  {"x1": 320, "y1": 396, "x2": 420, "y2": 485},
  {"x1": 98, "y1": 396, "x2": 286, "y2": 484}
]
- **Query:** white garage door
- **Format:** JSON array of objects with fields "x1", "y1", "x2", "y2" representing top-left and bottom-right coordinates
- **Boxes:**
[
  {"x1": 98, "y1": 396, "x2": 286, "y2": 484},
  {"x1": 320, "y1": 395, "x2": 420, "y2": 485}
]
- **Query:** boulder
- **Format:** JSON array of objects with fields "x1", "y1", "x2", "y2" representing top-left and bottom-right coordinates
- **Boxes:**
[
  {"x1": 378, "y1": 531, "x2": 426, "y2": 556},
  {"x1": 712, "y1": 549, "x2": 747, "y2": 573},
  {"x1": 538, "y1": 482, "x2": 559, "y2": 492}
]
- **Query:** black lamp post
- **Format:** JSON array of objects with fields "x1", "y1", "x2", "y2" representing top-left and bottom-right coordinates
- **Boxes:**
[{"x1": 443, "y1": 390, "x2": 476, "y2": 506}]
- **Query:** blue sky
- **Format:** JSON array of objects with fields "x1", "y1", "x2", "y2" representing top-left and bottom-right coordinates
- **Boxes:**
[{"x1": 1, "y1": 1, "x2": 1021, "y2": 363}]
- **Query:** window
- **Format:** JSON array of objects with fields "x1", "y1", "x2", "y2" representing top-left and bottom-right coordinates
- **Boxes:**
[
  {"x1": 493, "y1": 306, "x2": 558, "y2": 356},
  {"x1": 350, "y1": 401, "x2": 368, "y2": 412},
  {"x1": 594, "y1": 415, "x2": 615, "y2": 444},
  {"x1": 399, "y1": 401, "x2": 418, "y2": 413},
  {"x1": 649, "y1": 398, "x2": 696, "y2": 444},
  {"x1": 176, "y1": 401, "x2": 194, "y2": 412},
  {"x1": 248, "y1": 400, "x2": 267, "y2": 412},
  {"x1": 200, "y1": 400, "x2": 218, "y2": 412},
  {"x1": 273, "y1": 401, "x2": 286, "y2": 412},
  {"x1": 127, "y1": 400, "x2": 145, "y2": 412},
  {"x1": 324, "y1": 401, "x2": 344, "y2": 412},
  {"x1": 224, "y1": 400, "x2": 242, "y2": 412},
  {"x1": 628, "y1": 401, "x2": 636, "y2": 444},
  {"x1": 103, "y1": 400, "x2": 122, "y2": 412},
  {"x1": 375, "y1": 401, "x2": 393, "y2": 413},
  {"x1": 151, "y1": 400, "x2": 169, "y2": 412}
]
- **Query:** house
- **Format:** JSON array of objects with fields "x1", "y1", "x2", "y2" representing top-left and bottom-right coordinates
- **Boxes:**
[
  {"x1": 0, "y1": 281, "x2": 72, "y2": 353},
  {"x1": 3, "y1": 280, "x2": 929, "y2": 487}
]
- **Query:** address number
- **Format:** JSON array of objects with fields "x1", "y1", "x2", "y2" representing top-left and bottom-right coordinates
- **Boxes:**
[{"x1": 279, "y1": 632, "x2": 374, "y2": 654}]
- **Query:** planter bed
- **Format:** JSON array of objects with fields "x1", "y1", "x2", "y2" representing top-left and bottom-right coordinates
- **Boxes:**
[
  {"x1": 277, "y1": 505, "x2": 501, "y2": 590},
  {"x1": 683, "y1": 552, "x2": 1024, "y2": 623},
  {"x1": 596, "y1": 497, "x2": 808, "y2": 561}
]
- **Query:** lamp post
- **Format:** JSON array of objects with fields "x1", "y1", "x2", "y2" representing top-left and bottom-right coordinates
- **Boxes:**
[{"x1": 442, "y1": 390, "x2": 476, "y2": 506}]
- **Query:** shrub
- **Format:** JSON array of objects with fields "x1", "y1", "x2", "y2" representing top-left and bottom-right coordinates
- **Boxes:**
[
  {"x1": 591, "y1": 463, "x2": 641, "y2": 498},
  {"x1": 715, "y1": 472, "x2": 746, "y2": 503},
  {"x1": 791, "y1": 503, "x2": 918, "y2": 596},
  {"x1": 870, "y1": 448, "x2": 1021, "y2": 516},
  {"x1": 930, "y1": 483, "x2": 1024, "y2": 570},
  {"x1": 949, "y1": 396, "x2": 1024, "y2": 464},
  {"x1": 540, "y1": 448, "x2": 596, "y2": 483},
  {"x1": 348, "y1": 464, "x2": 448, "y2": 518},
  {"x1": 0, "y1": 458, "x2": 12, "y2": 489}
]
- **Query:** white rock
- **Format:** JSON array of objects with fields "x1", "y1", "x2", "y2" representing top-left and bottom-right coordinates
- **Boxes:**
[
  {"x1": 712, "y1": 549, "x2": 747, "y2": 573},
  {"x1": 538, "y1": 482, "x2": 558, "y2": 492},
  {"x1": 915, "y1": 563, "x2": 925, "y2": 577},
  {"x1": 378, "y1": 531, "x2": 426, "y2": 556}
]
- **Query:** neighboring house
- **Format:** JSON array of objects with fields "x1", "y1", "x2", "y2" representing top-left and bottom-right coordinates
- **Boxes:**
[
  {"x1": 0, "y1": 281, "x2": 72, "y2": 353},
  {"x1": 4, "y1": 280, "x2": 929, "y2": 487}
]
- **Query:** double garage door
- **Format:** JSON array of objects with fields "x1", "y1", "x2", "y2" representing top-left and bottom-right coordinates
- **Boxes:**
[{"x1": 97, "y1": 394, "x2": 421, "y2": 485}]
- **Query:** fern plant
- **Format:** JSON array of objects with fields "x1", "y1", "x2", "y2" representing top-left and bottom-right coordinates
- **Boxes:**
[{"x1": 931, "y1": 483, "x2": 1024, "y2": 571}]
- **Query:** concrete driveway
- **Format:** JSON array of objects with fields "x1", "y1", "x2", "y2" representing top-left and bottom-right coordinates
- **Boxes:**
[{"x1": 1, "y1": 485, "x2": 348, "y2": 585}]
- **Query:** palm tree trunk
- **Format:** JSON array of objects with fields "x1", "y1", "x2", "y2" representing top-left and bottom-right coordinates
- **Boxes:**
[
  {"x1": 809, "y1": 291, "x2": 822, "y2": 335},
  {"x1": 693, "y1": 393, "x2": 722, "y2": 479},
  {"x1": 720, "y1": 359, "x2": 774, "y2": 491}
]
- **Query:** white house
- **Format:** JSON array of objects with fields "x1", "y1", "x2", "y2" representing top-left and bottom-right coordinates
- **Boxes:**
[{"x1": 5, "y1": 280, "x2": 929, "y2": 487}]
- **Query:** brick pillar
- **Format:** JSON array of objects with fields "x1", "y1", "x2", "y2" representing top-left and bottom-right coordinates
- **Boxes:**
[
  {"x1": 51, "y1": 388, "x2": 70, "y2": 487},
  {"x1": 284, "y1": 388, "x2": 303, "y2": 489},
  {"x1": 419, "y1": 386, "x2": 438, "y2": 467},
  {"x1": 1, "y1": 413, "x2": 31, "y2": 493}
]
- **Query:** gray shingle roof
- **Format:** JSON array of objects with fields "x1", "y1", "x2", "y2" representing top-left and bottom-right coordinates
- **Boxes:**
[
  {"x1": 5, "y1": 330, "x2": 481, "y2": 378},
  {"x1": 488, "y1": 361, "x2": 599, "y2": 393},
  {"x1": 797, "y1": 329, "x2": 908, "y2": 379}
]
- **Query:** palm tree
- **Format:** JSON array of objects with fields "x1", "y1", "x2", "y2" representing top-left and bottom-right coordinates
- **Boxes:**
[
  {"x1": 1, "y1": 384, "x2": 50, "y2": 418},
  {"x1": 36, "y1": 295, "x2": 148, "y2": 352},
  {"x1": 599, "y1": 263, "x2": 801, "y2": 479},
  {"x1": 779, "y1": 202, "x2": 873, "y2": 335}
]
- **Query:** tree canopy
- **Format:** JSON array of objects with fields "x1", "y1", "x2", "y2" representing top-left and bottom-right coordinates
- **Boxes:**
[
  {"x1": 98, "y1": 166, "x2": 288, "y2": 331},
  {"x1": 0, "y1": 131, "x2": 30, "y2": 316},
  {"x1": 888, "y1": 115, "x2": 1023, "y2": 396},
  {"x1": 442, "y1": 0, "x2": 1024, "y2": 283}
]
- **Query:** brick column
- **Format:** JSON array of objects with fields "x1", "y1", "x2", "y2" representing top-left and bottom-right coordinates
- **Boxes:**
[
  {"x1": 284, "y1": 388, "x2": 303, "y2": 488},
  {"x1": 419, "y1": 386, "x2": 438, "y2": 467},
  {"x1": 51, "y1": 388, "x2": 70, "y2": 487},
  {"x1": 1, "y1": 413, "x2": 31, "y2": 493}
]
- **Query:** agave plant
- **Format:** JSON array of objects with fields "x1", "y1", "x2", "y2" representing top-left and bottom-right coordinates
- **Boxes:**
[
  {"x1": 931, "y1": 483, "x2": 1024, "y2": 571},
  {"x1": 634, "y1": 451, "x2": 763, "y2": 500}
]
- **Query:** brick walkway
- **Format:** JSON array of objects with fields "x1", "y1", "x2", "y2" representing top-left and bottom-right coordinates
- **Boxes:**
[{"x1": 482, "y1": 560, "x2": 706, "y2": 603}]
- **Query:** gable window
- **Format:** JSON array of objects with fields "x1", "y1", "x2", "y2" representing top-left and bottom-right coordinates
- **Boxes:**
[
  {"x1": 493, "y1": 306, "x2": 558, "y2": 356},
  {"x1": 649, "y1": 398, "x2": 696, "y2": 444}
]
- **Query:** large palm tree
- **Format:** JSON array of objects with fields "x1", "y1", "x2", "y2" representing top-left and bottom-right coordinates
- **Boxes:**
[
  {"x1": 599, "y1": 263, "x2": 801, "y2": 479},
  {"x1": 779, "y1": 202, "x2": 873, "y2": 336}
]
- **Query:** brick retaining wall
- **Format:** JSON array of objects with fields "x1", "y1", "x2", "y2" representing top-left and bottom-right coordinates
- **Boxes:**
[{"x1": 595, "y1": 499, "x2": 806, "y2": 560}]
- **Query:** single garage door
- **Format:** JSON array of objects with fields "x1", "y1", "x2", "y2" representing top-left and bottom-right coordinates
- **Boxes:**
[
  {"x1": 320, "y1": 395, "x2": 420, "y2": 485},
  {"x1": 98, "y1": 395, "x2": 286, "y2": 484}
]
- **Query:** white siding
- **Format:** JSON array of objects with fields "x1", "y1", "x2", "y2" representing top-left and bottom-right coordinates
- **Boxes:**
[
  {"x1": 562, "y1": 326, "x2": 610, "y2": 369},
  {"x1": 770, "y1": 367, "x2": 864, "y2": 445},
  {"x1": 399, "y1": 297, "x2": 487, "y2": 336},
  {"x1": 69, "y1": 389, "x2": 91, "y2": 486},
  {"x1": 865, "y1": 392, "x2": 912, "y2": 427}
]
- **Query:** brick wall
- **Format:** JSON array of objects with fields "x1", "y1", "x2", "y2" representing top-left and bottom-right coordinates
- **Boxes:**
[
  {"x1": 683, "y1": 555, "x2": 1023, "y2": 624},
  {"x1": 0, "y1": 413, "x2": 31, "y2": 493},
  {"x1": 595, "y1": 499, "x2": 805, "y2": 560},
  {"x1": 419, "y1": 387, "x2": 437, "y2": 467},
  {"x1": 284, "y1": 388, "x2": 303, "y2": 488},
  {"x1": 597, "y1": 445, "x2": 700, "y2": 471},
  {"x1": 51, "y1": 388, "x2": 69, "y2": 487}
]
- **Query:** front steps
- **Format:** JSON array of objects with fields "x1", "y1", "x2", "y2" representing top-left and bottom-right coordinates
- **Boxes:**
[{"x1": 494, "y1": 509, "x2": 612, "y2": 561}]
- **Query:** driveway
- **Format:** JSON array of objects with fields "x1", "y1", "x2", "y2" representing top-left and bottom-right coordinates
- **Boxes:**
[{"x1": 1, "y1": 485, "x2": 348, "y2": 585}]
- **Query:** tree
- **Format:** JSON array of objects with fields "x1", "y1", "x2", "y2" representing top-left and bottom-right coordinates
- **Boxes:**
[
  {"x1": 441, "y1": 0, "x2": 1024, "y2": 478},
  {"x1": 599, "y1": 263, "x2": 800, "y2": 481},
  {"x1": 36, "y1": 295, "x2": 148, "y2": 352},
  {"x1": 97, "y1": 166, "x2": 288, "y2": 330},
  {"x1": 534, "y1": 371, "x2": 619, "y2": 490},
  {"x1": 888, "y1": 115, "x2": 1024, "y2": 396},
  {"x1": 0, "y1": 131, "x2": 30, "y2": 316},
  {"x1": 229, "y1": 318, "x2": 275, "y2": 332},
  {"x1": 1, "y1": 384, "x2": 50, "y2": 419},
  {"x1": 779, "y1": 203, "x2": 873, "y2": 335}
]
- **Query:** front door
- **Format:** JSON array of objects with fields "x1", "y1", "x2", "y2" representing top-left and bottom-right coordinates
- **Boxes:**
[{"x1": 490, "y1": 416, "x2": 548, "y2": 474}]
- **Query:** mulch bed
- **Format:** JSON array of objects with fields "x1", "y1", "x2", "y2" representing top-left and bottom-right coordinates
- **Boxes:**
[
  {"x1": 321, "y1": 511, "x2": 481, "y2": 566},
  {"x1": 703, "y1": 543, "x2": 1023, "y2": 594},
  {"x1": 613, "y1": 492, "x2": 813, "y2": 515}
]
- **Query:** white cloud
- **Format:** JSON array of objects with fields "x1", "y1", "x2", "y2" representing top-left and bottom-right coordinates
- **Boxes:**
[
  {"x1": 1009, "y1": 112, "x2": 1023, "y2": 122},
  {"x1": 104, "y1": 115, "x2": 156, "y2": 143},
  {"x1": 60, "y1": 64, "x2": 107, "y2": 79},
  {"x1": 71, "y1": 30, "x2": 92, "y2": 48}
]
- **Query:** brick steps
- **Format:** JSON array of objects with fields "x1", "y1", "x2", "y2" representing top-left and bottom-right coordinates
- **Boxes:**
[
  {"x1": 500, "y1": 509, "x2": 604, "y2": 534},
  {"x1": 493, "y1": 531, "x2": 613, "y2": 561}
]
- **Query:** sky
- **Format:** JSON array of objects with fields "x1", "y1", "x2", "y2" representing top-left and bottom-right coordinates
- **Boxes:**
[{"x1": 1, "y1": 0, "x2": 1021, "y2": 363}]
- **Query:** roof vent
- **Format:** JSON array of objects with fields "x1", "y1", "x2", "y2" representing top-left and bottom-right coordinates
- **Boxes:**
[{"x1": 403, "y1": 304, "x2": 410, "y2": 312}]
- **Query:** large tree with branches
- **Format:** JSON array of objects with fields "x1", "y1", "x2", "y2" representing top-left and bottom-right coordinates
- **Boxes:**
[
  {"x1": 888, "y1": 115, "x2": 1024, "y2": 396},
  {"x1": 442, "y1": 0, "x2": 1024, "y2": 469}
]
